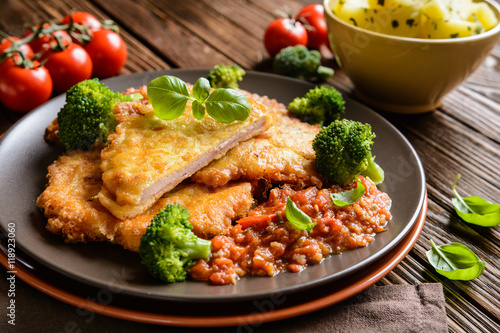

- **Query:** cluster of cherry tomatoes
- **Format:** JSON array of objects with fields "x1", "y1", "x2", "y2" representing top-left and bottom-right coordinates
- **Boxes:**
[
  {"x1": 263, "y1": 4, "x2": 330, "y2": 57},
  {"x1": 0, "y1": 11, "x2": 127, "y2": 113}
]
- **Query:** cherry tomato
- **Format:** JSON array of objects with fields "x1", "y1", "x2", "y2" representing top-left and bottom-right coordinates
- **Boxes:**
[
  {"x1": 84, "y1": 29, "x2": 127, "y2": 78},
  {"x1": 0, "y1": 57, "x2": 16, "y2": 75},
  {"x1": 61, "y1": 11, "x2": 102, "y2": 30},
  {"x1": 295, "y1": 4, "x2": 329, "y2": 49},
  {"x1": 24, "y1": 24, "x2": 72, "y2": 54},
  {"x1": 44, "y1": 42, "x2": 93, "y2": 94},
  {"x1": 263, "y1": 18, "x2": 308, "y2": 57},
  {"x1": 0, "y1": 61, "x2": 53, "y2": 112},
  {"x1": 0, "y1": 37, "x2": 34, "y2": 60}
]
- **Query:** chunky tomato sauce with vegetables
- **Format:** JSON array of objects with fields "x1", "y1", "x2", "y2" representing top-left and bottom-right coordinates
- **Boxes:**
[{"x1": 189, "y1": 176, "x2": 391, "y2": 284}]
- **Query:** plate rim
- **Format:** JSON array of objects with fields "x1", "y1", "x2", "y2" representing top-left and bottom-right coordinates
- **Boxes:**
[{"x1": 0, "y1": 69, "x2": 426, "y2": 302}]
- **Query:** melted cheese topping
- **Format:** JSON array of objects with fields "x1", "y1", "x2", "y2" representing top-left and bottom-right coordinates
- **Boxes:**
[{"x1": 98, "y1": 97, "x2": 268, "y2": 220}]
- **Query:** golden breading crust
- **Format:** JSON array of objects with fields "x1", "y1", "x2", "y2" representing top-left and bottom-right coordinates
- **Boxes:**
[
  {"x1": 114, "y1": 182, "x2": 254, "y2": 251},
  {"x1": 192, "y1": 92, "x2": 323, "y2": 189},
  {"x1": 98, "y1": 92, "x2": 269, "y2": 220},
  {"x1": 36, "y1": 150, "x2": 116, "y2": 243},
  {"x1": 36, "y1": 149, "x2": 254, "y2": 252}
]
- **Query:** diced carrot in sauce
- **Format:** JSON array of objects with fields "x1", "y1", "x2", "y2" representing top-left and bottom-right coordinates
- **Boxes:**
[{"x1": 237, "y1": 214, "x2": 278, "y2": 229}]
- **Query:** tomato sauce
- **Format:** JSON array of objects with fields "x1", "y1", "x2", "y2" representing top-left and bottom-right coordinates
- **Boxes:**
[{"x1": 189, "y1": 176, "x2": 391, "y2": 284}]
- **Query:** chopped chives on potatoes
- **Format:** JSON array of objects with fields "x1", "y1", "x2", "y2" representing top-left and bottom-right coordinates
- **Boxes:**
[
  {"x1": 330, "y1": 0, "x2": 499, "y2": 39},
  {"x1": 422, "y1": 18, "x2": 481, "y2": 38}
]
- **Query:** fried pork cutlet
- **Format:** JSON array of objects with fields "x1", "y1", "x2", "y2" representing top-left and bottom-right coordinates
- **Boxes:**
[
  {"x1": 36, "y1": 149, "x2": 254, "y2": 252},
  {"x1": 115, "y1": 181, "x2": 254, "y2": 251},
  {"x1": 192, "y1": 93, "x2": 323, "y2": 189},
  {"x1": 37, "y1": 150, "x2": 116, "y2": 243},
  {"x1": 98, "y1": 94, "x2": 269, "y2": 220}
]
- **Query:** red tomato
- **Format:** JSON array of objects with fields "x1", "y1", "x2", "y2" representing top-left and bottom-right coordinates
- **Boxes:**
[
  {"x1": 295, "y1": 4, "x2": 329, "y2": 49},
  {"x1": 24, "y1": 24, "x2": 72, "y2": 54},
  {"x1": 263, "y1": 18, "x2": 308, "y2": 57},
  {"x1": 0, "y1": 61, "x2": 53, "y2": 112},
  {"x1": 0, "y1": 37, "x2": 34, "y2": 60},
  {"x1": 0, "y1": 57, "x2": 16, "y2": 75},
  {"x1": 61, "y1": 11, "x2": 102, "y2": 30},
  {"x1": 84, "y1": 29, "x2": 127, "y2": 78},
  {"x1": 44, "y1": 42, "x2": 93, "y2": 94}
]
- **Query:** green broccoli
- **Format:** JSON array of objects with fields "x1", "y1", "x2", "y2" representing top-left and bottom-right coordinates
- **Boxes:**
[
  {"x1": 288, "y1": 86, "x2": 345, "y2": 126},
  {"x1": 57, "y1": 78, "x2": 141, "y2": 151},
  {"x1": 207, "y1": 64, "x2": 246, "y2": 89},
  {"x1": 139, "y1": 204, "x2": 212, "y2": 283},
  {"x1": 273, "y1": 45, "x2": 334, "y2": 82},
  {"x1": 312, "y1": 119, "x2": 384, "y2": 187}
]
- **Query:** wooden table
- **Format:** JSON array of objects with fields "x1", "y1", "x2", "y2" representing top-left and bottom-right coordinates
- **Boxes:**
[{"x1": 1, "y1": 0, "x2": 499, "y2": 332}]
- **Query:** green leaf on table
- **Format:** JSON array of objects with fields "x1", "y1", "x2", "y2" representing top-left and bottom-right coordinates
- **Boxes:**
[
  {"x1": 285, "y1": 197, "x2": 316, "y2": 232},
  {"x1": 147, "y1": 75, "x2": 191, "y2": 120},
  {"x1": 451, "y1": 174, "x2": 500, "y2": 227},
  {"x1": 426, "y1": 239, "x2": 485, "y2": 281},
  {"x1": 205, "y1": 88, "x2": 251, "y2": 123},
  {"x1": 330, "y1": 180, "x2": 366, "y2": 207}
]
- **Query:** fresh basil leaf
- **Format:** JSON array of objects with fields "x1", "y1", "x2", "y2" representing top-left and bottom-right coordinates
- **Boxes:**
[
  {"x1": 147, "y1": 75, "x2": 191, "y2": 120},
  {"x1": 285, "y1": 197, "x2": 316, "y2": 232},
  {"x1": 330, "y1": 180, "x2": 366, "y2": 207},
  {"x1": 193, "y1": 77, "x2": 211, "y2": 103},
  {"x1": 426, "y1": 239, "x2": 485, "y2": 281},
  {"x1": 192, "y1": 100, "x2": 206, "y2": 120},
  {"x1": 148, "y1": 75, "x2": 250, "y2": 123},
  {"x1": 451, "y1": 174, "x2": 500, "y2": 227},
  {"x1": 205, "y1": 88, "x2": 251, "y2": 123}
]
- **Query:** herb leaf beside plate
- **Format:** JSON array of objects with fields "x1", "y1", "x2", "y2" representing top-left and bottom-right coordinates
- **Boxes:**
[
  {"x1": 426, "y1": 239, "x2": 485, "y2": 281},
  {"x1": 451, "y1": 174, "x2": 500, "y2": 227}
]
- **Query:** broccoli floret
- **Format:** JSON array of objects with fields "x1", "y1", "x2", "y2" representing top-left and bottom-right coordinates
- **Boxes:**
[
  {"x1": 288, "y1": 86, "x2": 345, "y2": 126},
  {"x1": 57, "y1": 78, "x2": 141, "y2": 150},
  {"x1": 207, "y1": 64, "x2": 246, "y2": 89},
  {"x1": 139, "y1": 204, "x2": 212, "y2": 283},
  {"x1": 273, "y1": 45, "x2": 334, "y2": 82},
  {"x1": 312, "y1": 119, "x2": 384, "y2": 186}
]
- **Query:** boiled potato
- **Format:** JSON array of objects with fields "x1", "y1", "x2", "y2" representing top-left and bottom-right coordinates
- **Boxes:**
[
  {"x1": 332, "y1": 0, "x2": 499, "y2": 39},
  {"x1": 337, "y1": 0, "x2": 372, "y2": 29},
  {"x1": 421, "y1": 17, "x2": 482, "y2": 38},
  {"x1": 443, "y1": 0, "x2": 475, "y2": 20},
  {"x1": 420, "y1": 0, "x2": 451, "y2": 20},
  {"x1": 373, "y1": 0, "x2": 423, "y2": 37},
  {"x1": 338, "y1": 0, "x2": 423, "y2": 37},
  {"x1": 471, "y1": 2, "x2": 499, "y2": 30}
]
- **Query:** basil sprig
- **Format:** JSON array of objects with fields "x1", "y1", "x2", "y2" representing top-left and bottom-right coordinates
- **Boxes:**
[
  {"x1": 330, "y1": 180, "x2": 366, "y2": 207},
  {"x1": 147, "y1": 75, "x2": 251, "y2": 123},
  {"x1": 426, "y1": 239, "x2": 485, "y2": 281},
  {"x1": 451, "y1": 174, "x2": 500, "y2": 227},
  {"x1": 285, "y1": 197, "x2": 316, "y2": 232}
]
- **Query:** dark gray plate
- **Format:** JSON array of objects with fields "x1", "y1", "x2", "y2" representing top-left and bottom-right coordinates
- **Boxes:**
[{"x1": 0, "y1": 69, "x2": 425, "y2": 303}]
